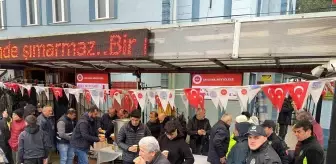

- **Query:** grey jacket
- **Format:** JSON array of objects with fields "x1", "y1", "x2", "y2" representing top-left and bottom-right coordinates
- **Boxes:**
[
  {"x1": 226, "y1": 136, "x2": 249, "y2": 164},
  {"x1": 18, "y1": 125, "x2": 52, "y2": 163},
  {"x1": 37, "y1": 114, "x2": 56, "y2": 149},
  {"x1": 117, "y1": 122, "x2": 151, "y2": 163},
  {"x1": 246, "y1": 142, "x2": 282, "y2": 164},
  {"x1": 149, "y1": 152, "x2": 171, "y2": 164}
]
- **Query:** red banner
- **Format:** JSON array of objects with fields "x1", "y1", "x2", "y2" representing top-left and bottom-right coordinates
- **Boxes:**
[
  {"x1": 51, "y1": 87, "x2": 63, "y2": 101},
  {"x1": 262, "y1": 84, "x2": 288, "y2": 112},
  {"x1": 287, "y1": 82, "x2": 309, "y2": 110}
]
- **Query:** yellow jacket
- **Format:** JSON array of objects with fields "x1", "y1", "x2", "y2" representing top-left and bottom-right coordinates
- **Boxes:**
[{"x1": 227, "y1": 134, "x2": 236, "y2": 157}]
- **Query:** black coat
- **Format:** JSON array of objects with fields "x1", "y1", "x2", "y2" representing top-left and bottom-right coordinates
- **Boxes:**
[
  {"x1": 278, "y1": 98, "x2": 294, "y2": 125},
  {"x1": 0, "y1": 119, "x2": 12, "y2": 164},
  {"x1": 36, "y1": 114, "x2": 56, "y2": 149},
  {"x1": 294, "y1": 136, "x2": 324, "y2": 164},
  {"x1": 158, "y1": 129, "x2": 194, "y2": 164},
  {"x1": 268, "y1": 133, "x2": 289, "y2": 164},
  {"x1": 226, "y1": 136, "x2": 249, "y2": 164},
  {"x1": 246, "y1": 142, "x2": 282, "y2": 164},
  {"x1": 207, "y1": 120, "x2": 230, "y2": 164},
  {"x1": 70, "y1": 114, "x2": 100, "y2": 151},
  {"x1": 146, "y1": 120, "x2": 161, "y2": 139},
  {"x1": 187, "y1": 116, "x2": 211, "y2": 155}
]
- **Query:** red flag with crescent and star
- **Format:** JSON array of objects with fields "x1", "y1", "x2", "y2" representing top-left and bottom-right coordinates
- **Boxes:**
[
  {"x1": 84, "y1": 89, "x2": 91, "y2": 104},
  {"x1": 184, "y1": 88, "x2": 201, "y2": 109},
  {"x1": 262, "y1": 84, "x2": 289, "y2": 112},
  {"x1": 128, "y1": 90, "x2": 139, "y2": 110},
  {"x1": 51, "y1": 87, "x2": 63, "y2": 101},
  {"x1": 287, "y1": 82, "x2": 309, "y2": 110}
]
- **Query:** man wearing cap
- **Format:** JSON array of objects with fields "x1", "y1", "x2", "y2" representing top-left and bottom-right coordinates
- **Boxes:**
[
  {"x1": 262, "y1": 120, "x2": 289, "y2": 164},
  {"x1": 246, "y1": 125, "x2": 281, "y2": 164},
  {"x1": 117, "y1": 109, "x2": 151, "y2": 164},
  {"x1": 9, "y1": 108, "x2": 26, "y2": 164}
]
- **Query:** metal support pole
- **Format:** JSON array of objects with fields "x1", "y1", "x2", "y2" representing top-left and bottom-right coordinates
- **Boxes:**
[
  {"x1": 315, "y1": 95, "x2": 323, "y2": 124},
  {"x1": 326, "y1": 81, "x2": 336, "y2": 164}
]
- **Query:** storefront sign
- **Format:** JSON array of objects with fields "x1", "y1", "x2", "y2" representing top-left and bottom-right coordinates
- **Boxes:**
[
  {"x1": 76, "y1": 73, "x2": 109, "y2": 89},
  {"x1": 191, "y1": 73, "x2": 243, "y2": 99},
  {"x1": 191, "y1": 74, "x2": 243, "y2": 87},
  {"x1": 261, "y1": 74, "x2": 272, "y2": 82},
  {"x1": 0, "y1": 29, "x2": 149, "y2": 62}
]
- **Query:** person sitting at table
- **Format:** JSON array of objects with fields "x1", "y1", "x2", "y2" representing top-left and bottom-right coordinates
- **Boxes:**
[
  {"x1": 158, "y1": 120, "x2": 194, "y2": 164},
  {"x1": 133, "y1": 136, "x2": 170, "y2": 164}
]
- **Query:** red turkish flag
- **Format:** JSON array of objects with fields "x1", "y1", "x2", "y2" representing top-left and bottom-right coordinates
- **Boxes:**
[
  {"x1": 199, "y1": 92, "x2": 205, "y2": 110},
  {"x1": 184, "y1": 88, "x2": 201, "y2": 109},
  {"x1": 84, "y1": 90, "x2": 91, "y2": 104},
  {"x1": 262, "y1": 84, "x2": 288, "y2": 112},
  {"x1": 155, "y1": 95, "x2": 162, "y2": 108},
  {"x1": 5, "y1": 83, "x2": 19, "y2": 93},
  {"x1": 287, "y1": 82, "x2": 309, "y2": 110},
  {"x1": 52, "y1": 87, "x2": 63, "y2": 101},
  {"x1": 128, "y1": 90, "x2": 139, "y2": 110},
  {"x1": 122, "y1": 94, "x2": 132, "y2": 112},
  {"x1": 333, "y1": 0, "x2": 336, "y2": 4}
]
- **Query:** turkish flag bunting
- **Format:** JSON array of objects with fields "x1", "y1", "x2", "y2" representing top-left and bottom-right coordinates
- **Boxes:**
[
  {"x1": 262, "y1": 84, "x2": 288, "y2": 112},
  {"x1": 5, "y1": 83, "x2": 19, "y2": 93},
  {"x1": 326, "y1": 82, "x2": 334, "y2": 94},
  {"x1": 128, "y1": 90, "x2": 139, "y2": 110},
  {"x1": 333, "y1": 0, "x2": 336, "y2": 4},
  {"x1": 183, "y1": 88, "x2": 201, "y2": 109},
  {"x1": 155, "y1": 95, "x2": 163, "y2": 108},
  {"x1": 287, "y1": 82, "x2": 309, "y2": 110},
  {"x1": 52, "y1": 87, "x2": 63, "y2": 101},
  {"x1": 110, "y1": 89, "x2": 122, "y2": 105},
  {"x1": 84, "y1": 89, "x2": 91, "y2": 104},
  {"x1": 122, "y1": 94, "x2": 133, "y2": 112},
  {"x1": 199, "y1": 92, "x2": 205, "y2": 110}
]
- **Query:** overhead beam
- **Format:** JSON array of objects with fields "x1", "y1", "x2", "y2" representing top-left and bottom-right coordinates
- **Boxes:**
[
  {"x1": 283, "y1": 72, "x2": 318, "y2": 80},
  {"x1": 275, "y1": 58, "x2": 280, "y2": 67},
  {"x1": 147, "y1": 59, "x2": 181, "y2": 70},
  {"x1": 209, "y1": 58, "x2": 228, "y2": 69},
  {"x1": 72, "y1": 61, "x2": 106, "y2": 70},
  {"x1": 108, "y1": 61, "x2": 139, "y2": 70}
]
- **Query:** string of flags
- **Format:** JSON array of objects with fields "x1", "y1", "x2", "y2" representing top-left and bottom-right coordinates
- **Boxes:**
[{"x1": 0, "y1": 77, "x2": 335, "y2": 112}]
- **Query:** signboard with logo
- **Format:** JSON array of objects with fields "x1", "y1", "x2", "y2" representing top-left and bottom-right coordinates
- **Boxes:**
[
  {"x1": 0, "y1": 29, "x2": 149, "y2": 62},
  {"x1": 191, "y1": 73, "x2": 243, "y2": 99},
  {"x1": 76, "y1": 73, "x2": 109, "y2": 89}
]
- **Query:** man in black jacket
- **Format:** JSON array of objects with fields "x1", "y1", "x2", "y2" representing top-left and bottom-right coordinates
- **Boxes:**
[
  {"x1": 293, "y1": 120, "x2": 324, "y2": 164},
  {"x1": 278, "y1": 96, "x2": 294, "y2": 139},
  {"x1": 37, "y1": 105, "x2": 55, "y2": 163},
  {"x1": 70, "y1": 106, "x2": 105, "y2": 164},
  {"x1": 226, "y1": 122, "x2": 251, "y2": 164},
  {"x1": 146, "y1": 111, "x2": 161, "y2": 139},
  {"x1": 262, "y1": 120, "x2": 289, "y2": 164},
  {"x1": 158, "y1": 113, "x2": 171, "y2": 136},
  {"x1": 56, "y1": 108, "x2": 76, "y2": 164},
  {"x1": 246, "y1": 125, "x2": 281, "y2": 164},
  {"x1": 18, "y1": 115, "x2": 52, "y2": 164},
  {"x1": 158, "y1": 120, "x2": 194, "y2": 164},
  {"x1": 0, "y1": 111, "x2": 12, "y2": 164},
  {"x1": 207, "y1": 114, "x2": 232, "y2": 164},
  {"x1": 187, "y1": 109, "x2": 211, "y2": 155},
  {"x1": 117, "y1": 110, "x2": 151, "y2": 164},
  {"x1": 99, "y1": 108, "x2": 118, "y2": 143}
]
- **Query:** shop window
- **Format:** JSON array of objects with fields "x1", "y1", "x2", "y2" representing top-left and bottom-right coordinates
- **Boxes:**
[
  {"x1": 89, "y1": 0, "x2": 117, "y2": 21},
  {"x1": 0, "y1": 0, "x2": 5, "y2": 29},
  {"x1": 52, "y1": 0, "x2": 69, "y2": 23},
  {"x1": 26, "y1": 0, "x2": 39, "y2": 25}
]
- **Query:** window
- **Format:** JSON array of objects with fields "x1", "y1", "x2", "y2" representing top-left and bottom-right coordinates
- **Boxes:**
[
  {"x1": 26, "y1": 0, "x2": 38, "y2": 25},
  {"x1": 52, "y1": 0, "x2": 69, "y2": 22},
  {"x1": 0, "y1": 0, "x2": 5, "y2": 29},
  {"x1": 94, "y1": 0, "x2": 115, "y2": 19}
]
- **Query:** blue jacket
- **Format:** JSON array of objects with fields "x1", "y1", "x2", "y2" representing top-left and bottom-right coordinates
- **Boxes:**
[{"x1": 207, "y1": 120, "x2": 230, "y2": 164}]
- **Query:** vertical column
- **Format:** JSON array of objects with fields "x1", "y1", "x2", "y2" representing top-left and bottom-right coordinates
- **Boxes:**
[{"x1": 326, "y1": 82, "x2": 336, "y2": 164}]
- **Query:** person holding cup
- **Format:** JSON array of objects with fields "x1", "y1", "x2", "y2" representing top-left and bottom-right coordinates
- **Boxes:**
[
  {"x1": 133, "y1": 136, "x2": 170, "y2": 164},
  {"x1": 117, "y1": 110, "x2": 151, "y2": 164}
]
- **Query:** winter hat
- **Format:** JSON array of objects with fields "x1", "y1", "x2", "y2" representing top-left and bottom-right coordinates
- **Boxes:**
[
  {"x1": 235, "y1": 115, "x2": 248, "y2": 123},
  {"x1": 13, "y1": 108, "x2": 24, "y2": 118},
  {"x1": 130, "y1": 109, "x2": 141, "y2": 119},
  {"x1": 235, "y1": 122, "x2": 252, "y2": 136},
  {"x1": 248, "y1": 116, "x2": 259, "y2": 125}
]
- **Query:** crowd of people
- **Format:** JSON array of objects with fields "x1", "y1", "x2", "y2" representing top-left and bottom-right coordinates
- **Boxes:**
[{"x1": 0, "y1": 96, "x2": 326, "y2": 164}]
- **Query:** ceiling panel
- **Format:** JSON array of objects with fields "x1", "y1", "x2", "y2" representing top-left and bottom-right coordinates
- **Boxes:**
[{"x1": 173, "y1": 62, "x2": 215, "y2": 66}]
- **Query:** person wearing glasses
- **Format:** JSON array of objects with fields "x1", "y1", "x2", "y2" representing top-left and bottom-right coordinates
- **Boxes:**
[
  {"x1": 56, "y1": 108, "x2": 77, "y2": 164},
  {"x1": 158, "y1": 120, "x2": 194, "y2": 164}
]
